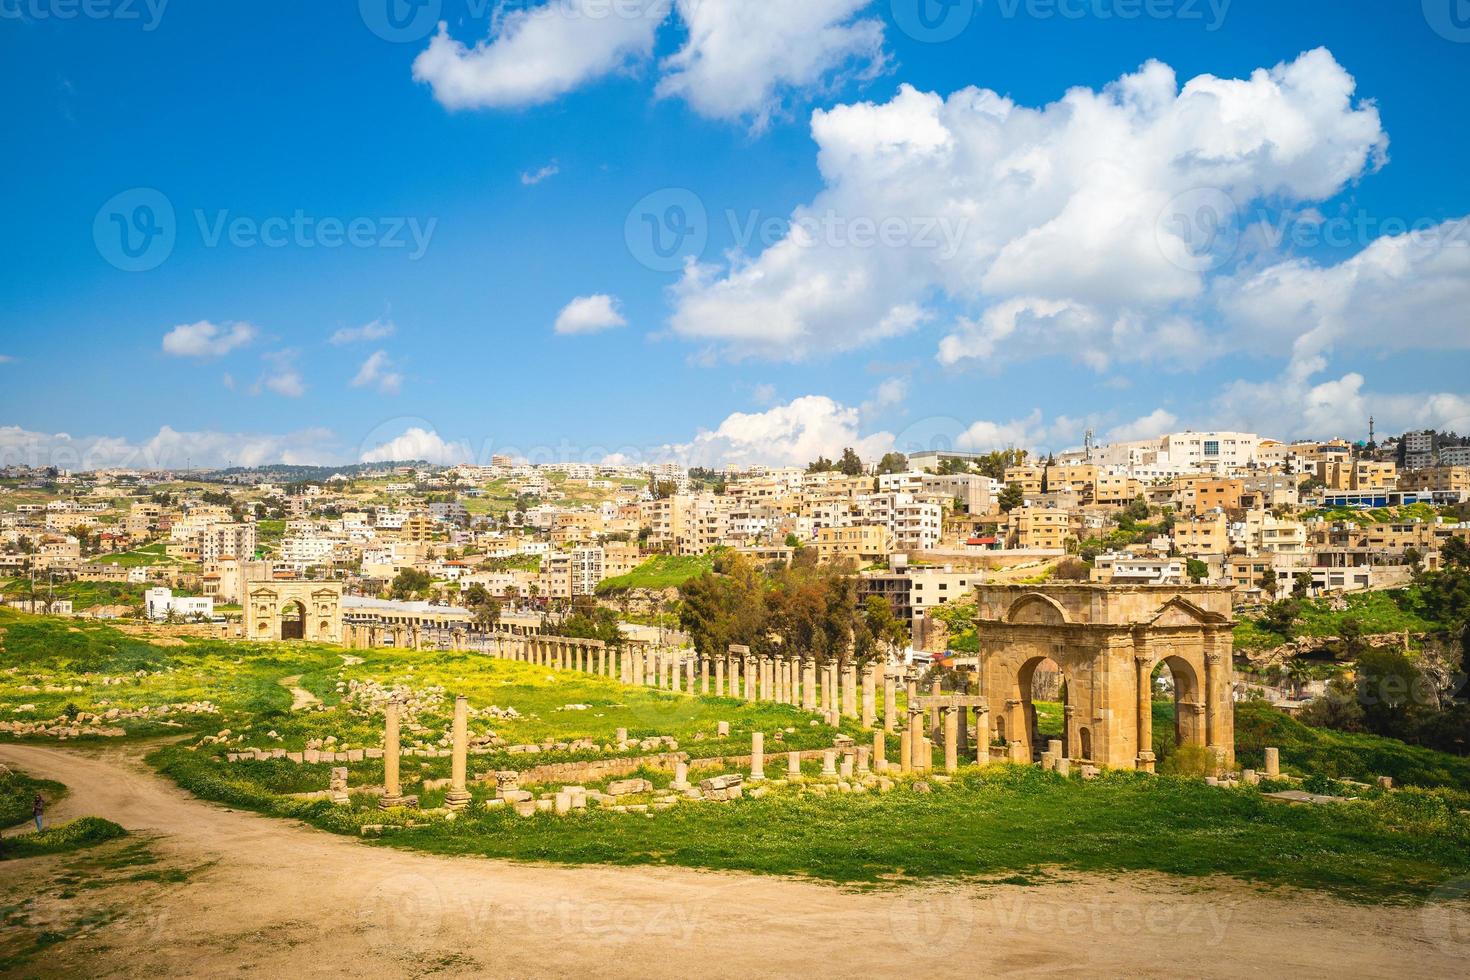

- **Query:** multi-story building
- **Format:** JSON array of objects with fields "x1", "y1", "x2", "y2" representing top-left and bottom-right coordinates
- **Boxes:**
[
  {"x1": 1172, "y1": 513, "x2": 1229, "y2": 557},
  {"x1": 1090, "y1": 554, "x2": 1186, "y2": 585},
  {"x1": 816, "y1": 524, "x2": 891, "y2": 567},
  {"x1": 1157, "y1": 431, "x2": 1260, "y2": 473},
  {"x1": 1007, "y1": 507, "x2": 1071, "y2": 551},
  {"x1": 1399, "y1": 467, "x2": 1470, "y2": 494}
]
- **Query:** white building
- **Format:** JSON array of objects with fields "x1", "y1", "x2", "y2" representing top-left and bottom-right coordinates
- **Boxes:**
[{"x1": 144, "y1": 588, "x2": 214, "y2": 622}]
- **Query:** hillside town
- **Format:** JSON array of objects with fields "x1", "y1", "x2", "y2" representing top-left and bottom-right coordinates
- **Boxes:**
[{"x1": 5, "y1": 427, "x2": 1467, "y2": 655}]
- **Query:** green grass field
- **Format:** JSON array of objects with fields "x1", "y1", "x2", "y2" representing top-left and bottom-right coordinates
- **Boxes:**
[
  {"x1": 597, "y1": 554, "x2": 716, "y2": 593},
  {"x1": 7, "y1": 607, "x2": 1470, "y2": 903},
  {"x1": 0, "y1": 768, "x2": 65, "y2": 829},
  {"x1": 1234, "y1": 587, "x2": 1441, "y2": 650},
  {"x1": 86, "y1": 542, "x2": 176, "y2": 568},
  {"x1": 0, "y1": 818, "x2": 127, "y2": 861}
]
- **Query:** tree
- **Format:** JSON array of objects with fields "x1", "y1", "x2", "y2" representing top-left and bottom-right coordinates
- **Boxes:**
[
  {"x1": 998, "y1": 483, "x2": 1024, "y2": 513},
  {"x1": 806, "y1": 456, "x2": 836, "y2": 474},
  {"x1": 390, "y1": 568, "x2": 432, "y2": 600},
  {"x1": 837, "y1": 447, "x2": 864, "y2": 477},
  {"x1": 1443, "y1": 536, "x2": 1470, "y2": 570},
  {"x1": 875, "y1": 452, "x2": 909, "y2": 475},
  {"x1": 1298, "y1": 676, "x2": 1366, "y2": 732},
  {"x1": 1124, "y1": 496, "x2": 1150, "y2": 522},
  {"x1": 1256, "y1": 569, "x2": 1278, "y2": 599},
  {"x1": 1291, "y1": 572, "x2": 1313, "y2": 598},
  {"x1": 1186, "y1": 558, "x2": 1209, "y2": 583}
]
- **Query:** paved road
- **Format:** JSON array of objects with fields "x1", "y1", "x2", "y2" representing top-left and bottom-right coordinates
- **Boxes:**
[{"x1": 0, "y1": 743, "x2": 1461, "y2": 978}]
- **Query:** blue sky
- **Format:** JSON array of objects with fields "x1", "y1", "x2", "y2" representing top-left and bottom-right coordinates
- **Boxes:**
[{"x1": 2, "y1": 0, "x2": 1468, "y2": 470}]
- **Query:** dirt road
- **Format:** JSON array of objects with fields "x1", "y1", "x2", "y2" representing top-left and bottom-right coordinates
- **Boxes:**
[{"x1": 0, "y1": 743, "x2": 1462, "y2": 978}]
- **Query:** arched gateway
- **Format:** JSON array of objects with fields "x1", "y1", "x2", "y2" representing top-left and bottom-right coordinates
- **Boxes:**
[
  {"x1": 974, "y1": 584, "x2": 1235, "y2": 772},
  {"x1": 244, "y1": 581, "x2": 343, "y2": 644}
]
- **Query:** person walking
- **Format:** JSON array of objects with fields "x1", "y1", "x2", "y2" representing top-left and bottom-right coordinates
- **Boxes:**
[{"x1": 32, "y1": 794, "x2": 43, "y2": 832}]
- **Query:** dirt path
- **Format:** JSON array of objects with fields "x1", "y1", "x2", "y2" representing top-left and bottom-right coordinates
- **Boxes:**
[
  {"x1": 278, "y1": 674, "x2": 321, "y2": 711},
  {"x1": 0, "y1": 743, "x2": 1463, "y2": 978}
]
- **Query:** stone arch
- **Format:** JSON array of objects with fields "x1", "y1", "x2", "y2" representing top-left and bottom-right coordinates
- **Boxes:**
[
  {"x1": 1156, "y1": 654, "x2": 1205, "y2": 752},
  {"x1": 1005, "y1": 592, "x2": 1070, "y2": 626},
  {"x1": 1014, "y1": 654, "x2": 1070, "y2": 762},
  {"x1": 280, "y1": 600, "x2": 306, "y2": 641},
  {"x1": 1078, "y1": 726, "x2": 1093, "y2": 761}
]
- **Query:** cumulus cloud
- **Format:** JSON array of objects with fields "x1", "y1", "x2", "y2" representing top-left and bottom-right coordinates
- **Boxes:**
[
  {"x1": 658, "y1": 395, "x2": 894, "y2": 468},
  {"x1": 1106, "y1": 409, "x2": 1180, "y2": 443},
  {"x1": 359, "y1": 426, "x2": 471, "y2": 465},
  {"x1": 658, "y1": 0, "x2": 885, "y2": 129},
  {"x1": 161, "y1": 320, "x2": 257, "y2": 358},
  {"x1": 413, "y1": 0, "x2": 671, "y2": 110},
  {"x1": 255, "y1": 350, "x2": 306, "y2": 398},
  {"x1": 329, "y1": 318, "x2": 396, "y2": 345},
  {"x1": 351, "y1": 350, "x2": 403, "y2": 394},
  {"x1": 554, "y1": 294, "x2": 628, "y2": 335},
  {"x1": 667, "y1": 49, "x2": 1386, "y2": 364},
  {"x1": 0, "y1": 425, "x2": 341, "y2": 471},
  {"x1": 1219, "y1": 217, "x2": 1470, "y2": 361}
]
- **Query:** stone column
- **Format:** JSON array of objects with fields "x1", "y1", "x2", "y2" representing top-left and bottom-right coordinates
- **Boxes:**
[
  {"x1": 1136, "y1": 653, "x2": 1155, "y2": 772},
  {"x1": 715, "y1": 656, "x2": 726, "y2": 697},
  {"x1": 788, "y1": 751, "x2": 801, "y2": 777},
  {"x1": 929, "y1": 680, "x2": 942, "y2": 739},
  {"x1": 899, "y1": 730, "x2": 912, "y2": 773},
  {"x1": 701, "y1": 656, "x2": 710, "y2": 695},
  {"x1": 820, "y1": 666, "x2": 832, "y2": 715},
  {"x1": 759, "y1": 657, "x2": 771, "y2": 702},
  {"x1": 802, "y1": 659, "x2": 817, "y2": 712},
  {"x1": 685, "y1": 656, "x2": 695, "y2": 693},
  {"x1": 821, "y1": 751, "x2": 837, "y2": 777},
  {"x1": 856, "y1": 745, "x2": 871, "y2": 775},
  {"x1": 744, "y1": 656, "x2": 756, "y2": 702},
  {"x1": 909, "y1": 709, "x2": 926, "y2": 771},
  {"x1": 775, "y1": 659, "x2": 786, "y2": 704},
  {"x1": 672, "y1": 652, "x2": 682, "y2": 692},
  {"x1": 843, "y1": 664, "x2": 858, "y2": 719},
  {"x1": 379, "y1": 700, "x2": 405, "y2": 809},
  {"x1": 975, "y1": 707, "x2": 990, "y2": 764},
  {"x1": 446, "y1": 695, "x2": 471, "y2": 811},
  {"x1": 883, "y1": 674, "x2": 897, "y2": 733},
  {"x1": 750, "y1": 732, "x2": 765, "y2": 781},
  {"x1": 1205, "y1": 652, "x2": 1222, "y2": 753},
  {"x1": 873, "y1": 730, "x2": 887, "y2": 772},
  {"x1": 1264, "y1": 746, "x2": 1280, "y2": 778},
  {"x1": 944, "y1": 707, "x2": 959, "y2": 773},
  {"x1": 861, "y1": 663, "x2": 877, "y2": 729},
  {"x1": 956, "y1": 705, "x2": 969, "y2": 759}
]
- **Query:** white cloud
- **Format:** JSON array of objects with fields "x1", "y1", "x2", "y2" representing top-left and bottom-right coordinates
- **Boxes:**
[
  {"x1": 1216, "y1": 356, "x2": 1470, "y2": 441},
  {"x1": 660, "y1": 395, "x2": 894, "y2": 468},
  {"x1": 751, "y1": 382, "x2": 777, "y2": 406},
  {"x1": 954, "y1": 411, "x2": 1052, "y2": 455},
  {"x1": 413, "y1": 0, "x2": 671, "y2": 110},
  {"x1": 351, "y1": 350, "x2": 404, "y2": 394},
  {"x1": 861, "y1": 376, "x2": 908, "y2": 418},
  {"x1": 329, "y1": 318, "x2": 396, "y2": 345},
  {"x1": 1106, "y1": 409, "x2": 1180, "y2": 443},
  {"x1": 554, "y1": 294, "x2": 628, "y2": 335},
  {"x1": 0, "y1": 424, "x2": 341, "y2": 471},
  {"x1": 658, "y1": 0, "x2": 885, "y2": 129},
  {"x1": 256, "y1": 350, "x2": 305, "y2": 399},
  {"x1": 0, "y1": 354, "x2": 13, "y2": 364},
  {"x1": 520, "y1": 161, "x2": 561, "y2": 186},
  {"x1": 668, "y1": 49, "x2": 1387, "y2": 364},
  {"x1": 161, "y1": 320, "x2": 257, "y2": 358},
  {"x1": 1220, "y1": 217, "x2": 1470, "y2": 361},
  {"x1": 359, "y1": 426, "x2": 471, "y2": 465}
]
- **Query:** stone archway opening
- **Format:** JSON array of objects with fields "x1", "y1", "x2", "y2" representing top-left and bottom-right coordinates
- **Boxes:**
[
  {"x1": 1153, "y1": 655, "x2": 1205, "y2": 763},
  {"x1": 1017, "y1": 655, "x2": 1067, "y2": 761},
  {"x1": 280, "y1": 600, "x2": 306, "y2": 641}
]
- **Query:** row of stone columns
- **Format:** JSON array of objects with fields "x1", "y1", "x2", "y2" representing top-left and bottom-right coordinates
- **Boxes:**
[{"x1": 698, "y1": 650, "x2": 907, "y2": 730}]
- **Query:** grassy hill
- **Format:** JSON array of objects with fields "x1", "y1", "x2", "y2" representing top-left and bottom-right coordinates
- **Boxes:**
[{"x1": 596, "y1": 554, "x2": 715, "y2": 593}]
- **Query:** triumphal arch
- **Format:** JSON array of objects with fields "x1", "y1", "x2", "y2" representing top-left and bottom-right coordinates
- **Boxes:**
[
  {"x1": 974, "y1": 584, "x2": 1235, "y2": 772},
  {"x1": 244, "y1": 580, "x2": 343, "y2": 643}
]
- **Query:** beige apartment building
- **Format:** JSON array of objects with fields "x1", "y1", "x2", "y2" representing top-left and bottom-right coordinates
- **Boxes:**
[
  {"x1": 1093, "y1": 473, "x2": 1143, "y2": 507},
  {"x1": 1399, "y1": 467, "x2": 1470, "y2": 493},
  {"x1": 1173, "y1": 513, "x2": 1230, "y2": 557},
  {"x1": 1003, "y1": 465, "x2": 1045, "y2": 495},
  {"x1": 1006, "y1": 507, "x2": 1072, "y2": 551},
  {"x1": 816, "y1": 524, "x2": 891, "y2": 567}
]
